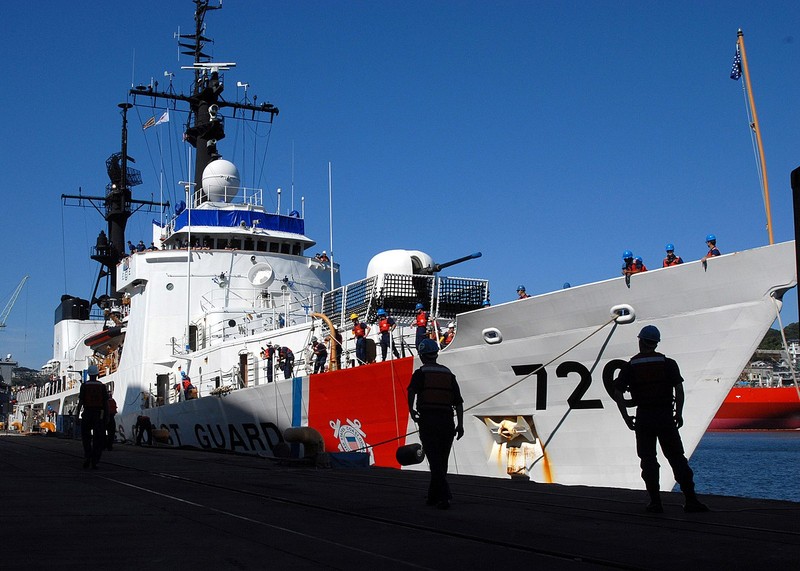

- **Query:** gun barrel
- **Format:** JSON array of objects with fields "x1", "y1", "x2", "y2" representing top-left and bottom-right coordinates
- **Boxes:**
[{"x1": 433, "y1": 252, "x2": 482, "y2": 272}]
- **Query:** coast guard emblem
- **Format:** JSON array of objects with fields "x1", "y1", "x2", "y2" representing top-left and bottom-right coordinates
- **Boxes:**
[{"x1": 329, "y1": 418, "x2": 373, "y2": 463}]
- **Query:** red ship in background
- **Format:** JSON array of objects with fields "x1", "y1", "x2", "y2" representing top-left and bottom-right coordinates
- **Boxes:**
[
  {"x1": 710, "y1": 347, "x2": 800, "y2": 430},
  {"x1": 710, "y1": 386, "x2": 800, "y2": 430}
]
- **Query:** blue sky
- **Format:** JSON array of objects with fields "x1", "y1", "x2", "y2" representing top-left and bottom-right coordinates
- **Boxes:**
[{"x1": 2, "y1": 1, "x2": 799, "y2": 369}]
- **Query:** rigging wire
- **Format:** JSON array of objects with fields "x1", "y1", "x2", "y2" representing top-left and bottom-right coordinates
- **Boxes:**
[{"x1": 738, "y1": 68, "x2": 769, "y2": 223}]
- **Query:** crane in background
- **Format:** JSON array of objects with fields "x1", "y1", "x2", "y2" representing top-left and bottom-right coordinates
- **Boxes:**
[{"x1": 0, "y1": 276, "x2": 29, "y2": 329}]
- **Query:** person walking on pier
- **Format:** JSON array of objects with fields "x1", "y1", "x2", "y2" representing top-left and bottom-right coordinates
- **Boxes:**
[
  {"x1": 135, "y1": 415, "x2": 153, "y2": 446},
  {"x1": 613, "y1": 325, "x2": 709, "y2": 513},
  {"x1": 407, "y1": 339, "x2": 464, "y2": 510},
  {"x1": 76, "y1": 365, "x2": 109, "y2": 469}
]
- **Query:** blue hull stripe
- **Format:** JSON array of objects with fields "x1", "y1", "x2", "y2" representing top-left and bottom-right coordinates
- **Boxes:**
[{"x1": 292, "y1": 376, "x2": 303, "y2": 427}]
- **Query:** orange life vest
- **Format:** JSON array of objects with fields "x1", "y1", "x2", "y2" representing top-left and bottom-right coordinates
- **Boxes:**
[
  {"x1": 379, "y1": 318, "x2": 391, "y2": 333},
  {"x1": 352, "y1": 323, "x2": 365, "y2": 337},
  {"x1": 415, "y1": 312, "x2": 428, "y2": 328}
]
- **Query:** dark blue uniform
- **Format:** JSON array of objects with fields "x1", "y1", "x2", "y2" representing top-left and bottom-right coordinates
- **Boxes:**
[
  {"x1": 408, "y1": 362, "x2": 463, "y2": 507},
  {"x1": 77, "y1": 379, "x2": 109, "y2": 468},
  {"x1": 615, "y1": 351, "x2": 697, "y2": 498}
]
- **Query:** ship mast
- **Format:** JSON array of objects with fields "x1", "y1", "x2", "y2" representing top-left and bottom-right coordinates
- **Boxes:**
[
  {"x1": 61, "y1": 103, "x2": 163, "y2": 308},
  {"x1": 129, "y1": 0, "x2": 278, "y2": 203}
]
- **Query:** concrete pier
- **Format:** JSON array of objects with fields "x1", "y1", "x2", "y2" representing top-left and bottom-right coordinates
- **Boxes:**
[{"x1": 2, "y1": 434, "x2": 797, "y2": 570}]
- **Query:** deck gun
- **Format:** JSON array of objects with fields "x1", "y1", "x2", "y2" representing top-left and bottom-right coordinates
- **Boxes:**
[{"x1": 418, "y1": 252, "x2": 482, "y2": 275}]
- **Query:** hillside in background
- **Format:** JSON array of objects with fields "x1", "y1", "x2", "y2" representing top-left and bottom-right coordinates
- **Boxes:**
[{"x1": 758, "y1": 322, "x2": 799, "y2": 351}]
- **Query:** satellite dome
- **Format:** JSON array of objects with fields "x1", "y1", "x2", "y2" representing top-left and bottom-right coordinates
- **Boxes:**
[{"x1": 202, "y1": 159, "x2": 240, "y2": 203}]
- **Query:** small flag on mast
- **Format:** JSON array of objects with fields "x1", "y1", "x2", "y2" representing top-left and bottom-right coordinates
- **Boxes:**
[
  {"x1": 142, "y1": 116, "x2": 156, "y2": 130},
  {"x1": 730, "y1": 46, "x2": 742, "y2": 80},
  {"x1": 155, "y1": 110, "x2": 169, "y2": 126}
]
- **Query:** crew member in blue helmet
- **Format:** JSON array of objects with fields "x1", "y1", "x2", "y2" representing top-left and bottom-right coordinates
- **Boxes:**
[
  {"x1": 613, "y1": 325, "x2": 709, "y2": 514},
  {"x1": 621, "y1": 250, "x2": 635, "y2": 277},
  {"x1": 407, "y1": 339, "x2": 464, "y2": 509},
  {"x1": 376, "y1": 308, "x2": 399, "y2": 361},
  {"x1": 702, "y1": 234, "x2": 721, "y2": 262},
  {"x1": 662, "y1": 243, "x2": 683, "y2": 267},
  {"x1": 516, "y1": 285, "x2": 530, "y2": 299}
]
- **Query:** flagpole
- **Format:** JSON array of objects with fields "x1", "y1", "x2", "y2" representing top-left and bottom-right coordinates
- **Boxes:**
[
  {"x1": 328, "y1": 161, "x2": 335, "y2": 291},
  {"x1": 737, "y1": 29, "x2": 774, "y2": 245}
]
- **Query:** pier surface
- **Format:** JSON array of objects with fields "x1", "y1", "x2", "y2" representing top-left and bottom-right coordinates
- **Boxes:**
[{"x1": 2, "y1": 434, "x2": 797, "y2": 570}]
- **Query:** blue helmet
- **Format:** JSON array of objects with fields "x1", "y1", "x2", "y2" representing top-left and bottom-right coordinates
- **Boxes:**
[
  {"x1": 376, "y1": 308, "x2": 386, "y2": 316},
  {"x1": 706, "y1": 234, "x2": 716, "y2": 243},
  {"x1": 665, "y1": 243, "x2": 675, "y2": 252},
  {"x1": 415, "y1": 303, "x2": 424, "y2": 311},
  {"x1": 637, "y1": 325, "x2": 661, "y2": 343},
  {"x1": 622, "y1": 250, "x2": 633, "y2": 260},
  {"x1": 635, "y1": 257, "x2": 643, "y2": 264},
  {"x1": 418, "y1": 339, "x2": 439, "y2": 356},
  {"x1": 87, "y1": 364, "x2": 99, "y2": 376},
  {"x1": 516, "y1": 285, "x2": 526, "y2": 292}
]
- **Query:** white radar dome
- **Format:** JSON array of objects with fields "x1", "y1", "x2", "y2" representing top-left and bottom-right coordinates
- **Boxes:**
[{"x1": 202, "y1": 159, "x2": 241, "y2": 203}]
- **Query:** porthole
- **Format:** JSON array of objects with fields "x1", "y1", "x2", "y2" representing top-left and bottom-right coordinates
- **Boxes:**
[{"x1": 166, "y1": 283, "x2": 174, "y2": 291}]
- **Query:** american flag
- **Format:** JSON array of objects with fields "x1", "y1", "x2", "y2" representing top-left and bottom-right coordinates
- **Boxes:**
[{"x1": 730, "y1": 47, "x2": 742, "y2": 80}]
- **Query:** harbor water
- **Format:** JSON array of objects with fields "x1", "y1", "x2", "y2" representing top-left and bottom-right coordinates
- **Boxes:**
[{"x1": 687, "y1": 431, "x2": 800, "y2": 503}]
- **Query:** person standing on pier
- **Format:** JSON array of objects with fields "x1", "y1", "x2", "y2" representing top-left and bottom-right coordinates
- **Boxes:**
[
  {"x1": 76, "y1": 365, "x2": 109, "y2": 469},
  {"x1": 407, "y1": 339, "x2": 464, "y2": 510},
  {"x1": 613, "y1": 325, "x2": 709, "y2": 513}
]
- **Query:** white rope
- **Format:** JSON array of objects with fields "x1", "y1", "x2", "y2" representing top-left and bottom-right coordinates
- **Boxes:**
[{"x1": 772, "y1": 296, "x2": 800, "y2": 400}]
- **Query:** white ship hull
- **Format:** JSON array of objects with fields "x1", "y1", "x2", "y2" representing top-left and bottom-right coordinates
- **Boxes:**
[{"x1": 16, "y1": 241, "x2": 790, "y2": 491}]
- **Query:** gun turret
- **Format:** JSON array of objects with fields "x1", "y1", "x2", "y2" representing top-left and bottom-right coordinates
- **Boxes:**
[{"x1": 419, "y1": 252, "x2": 482, "y2": 275}]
